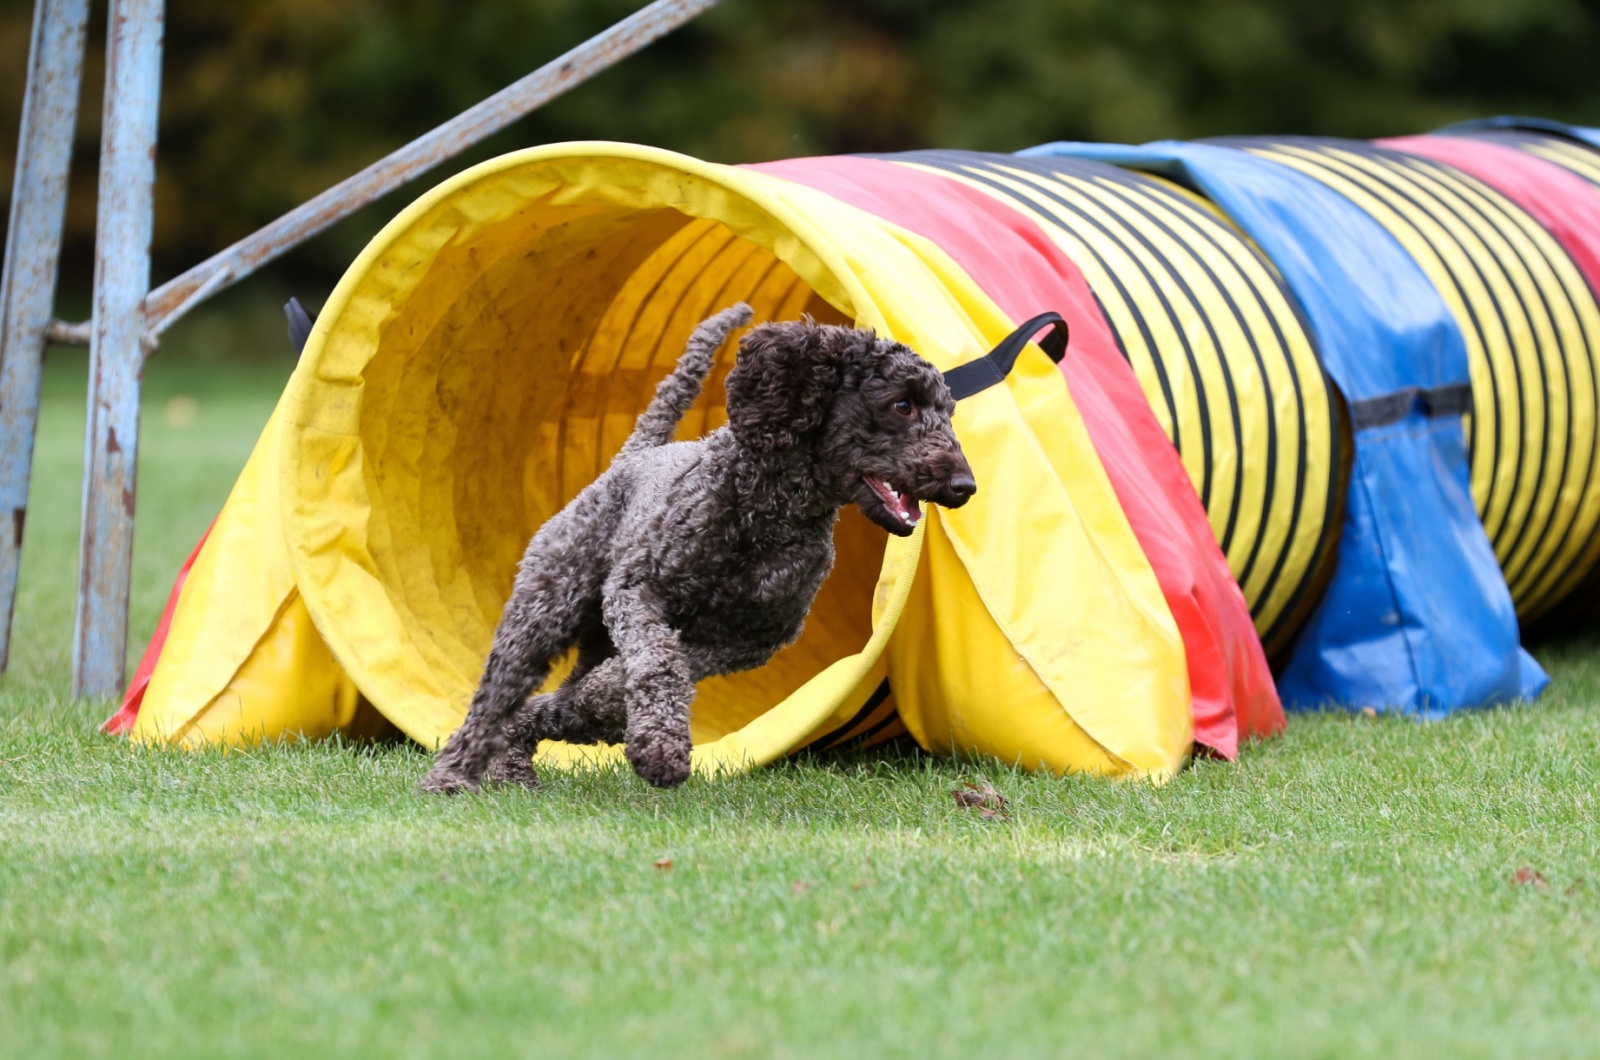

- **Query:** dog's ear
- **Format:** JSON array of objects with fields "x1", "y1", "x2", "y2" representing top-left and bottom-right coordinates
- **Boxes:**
[{"x1": 724, "y1": 319, "x2": 847, "y2": 451}]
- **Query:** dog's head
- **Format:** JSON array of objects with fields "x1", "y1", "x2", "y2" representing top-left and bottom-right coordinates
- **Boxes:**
[{"x1": 724, "y1": 319, "x2": 975, "y2": 536}]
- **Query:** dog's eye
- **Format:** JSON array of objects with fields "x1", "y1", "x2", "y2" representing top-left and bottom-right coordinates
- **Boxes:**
[{"x1": 893, "y1": 399, "x2": 914, "y2": 418}]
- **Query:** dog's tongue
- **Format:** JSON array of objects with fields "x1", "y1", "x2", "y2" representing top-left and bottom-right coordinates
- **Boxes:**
[{"x1": 866, "y1": 476, "x2": 921, "y2": 527}]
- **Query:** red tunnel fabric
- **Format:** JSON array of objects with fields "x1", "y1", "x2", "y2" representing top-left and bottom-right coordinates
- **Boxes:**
[
  {"x1": 101, "y1": 523, "x2": 213, "y2": 735},
  {"x1": 752, "y1": 155, "x2": 1285, "y2": 757}
]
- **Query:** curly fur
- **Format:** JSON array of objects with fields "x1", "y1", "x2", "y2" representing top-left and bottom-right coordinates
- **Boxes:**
[{"x1": 422, "y1": 302, "x2": 975, "y2": 793}]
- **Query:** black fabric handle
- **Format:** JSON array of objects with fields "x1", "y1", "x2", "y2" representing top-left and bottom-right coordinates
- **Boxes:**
[
  {"x1": 285, "y1": 297, "x2": 314, "y2": 355},
  {"x1": 943, "y1": 311, "x2": 1070, "y2": 400}
]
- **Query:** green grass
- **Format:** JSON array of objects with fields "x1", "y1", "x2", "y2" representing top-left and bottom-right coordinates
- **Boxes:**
[{"x1": 4, "y1": 300, "x2": 1600, "y2": 1057}]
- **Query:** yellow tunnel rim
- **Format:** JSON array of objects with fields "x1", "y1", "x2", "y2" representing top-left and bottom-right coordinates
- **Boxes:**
[{"x1": 277, "y1": 141, "x2": 924, "y2": 770}]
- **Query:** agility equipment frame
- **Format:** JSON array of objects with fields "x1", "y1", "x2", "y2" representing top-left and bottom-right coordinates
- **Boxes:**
[{"x1": 0, "y1": 0, "x2": 719, "y2": 695}]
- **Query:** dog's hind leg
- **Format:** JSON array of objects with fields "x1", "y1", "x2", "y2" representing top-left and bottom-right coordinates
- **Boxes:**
[
  {"x1": 422, "y1": 493, "x2": 614, "y2": 794},
  {"x1": 603, "y1": 574, "x2": 696, "y2": 789},
  {"x1": 421, "y1": 585, "x2": 582, "y2": 794},
  {"x1": 487, "y1": 632, "x2": 625, "y2": 789}
]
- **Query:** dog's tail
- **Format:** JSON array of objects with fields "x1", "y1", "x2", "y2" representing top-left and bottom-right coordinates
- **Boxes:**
[{"x1": 620, "y1": 302, "x2": 754, "y2": 454}]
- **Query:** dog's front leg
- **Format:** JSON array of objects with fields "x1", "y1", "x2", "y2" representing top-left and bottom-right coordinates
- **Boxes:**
[{"x1": 604, "y1": 581, "x2": 694, "y2": 789}]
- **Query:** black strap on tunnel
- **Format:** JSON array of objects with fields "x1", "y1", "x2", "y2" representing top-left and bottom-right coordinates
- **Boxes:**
[
  {"x1": 943, "y1": 312, "x2": 1070, "y2": 400},
  {"x1": 285, "y1": 297, "x2": 315, "y2": 355},
  {"x1": 1348, "y1": 382, "x2": 1474, "y2": 430}
]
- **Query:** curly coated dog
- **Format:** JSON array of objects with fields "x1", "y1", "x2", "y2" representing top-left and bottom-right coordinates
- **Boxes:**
[{"x1": 421, "y1": 303, "x2": 975, "y2": 793}]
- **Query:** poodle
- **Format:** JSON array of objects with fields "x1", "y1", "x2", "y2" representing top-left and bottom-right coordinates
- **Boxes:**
[{"x1": 421, "y1": 302, "x2": 976, "y2": 793}]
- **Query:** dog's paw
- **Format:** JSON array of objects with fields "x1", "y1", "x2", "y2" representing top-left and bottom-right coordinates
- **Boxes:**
[
  {"x1": 419, "y1": 764, "x2": 480, "y2": 795},
  {"x1": 627, "y1": 738, "x2": 692, "y2": 789},
  {"x1": 485, "y1": 751, "x2": 541, "y2": 792}
]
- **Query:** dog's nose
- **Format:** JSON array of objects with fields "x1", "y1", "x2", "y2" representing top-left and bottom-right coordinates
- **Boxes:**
[{"x1": 948, "y1": 474, "x2": 977, "y2": 500}]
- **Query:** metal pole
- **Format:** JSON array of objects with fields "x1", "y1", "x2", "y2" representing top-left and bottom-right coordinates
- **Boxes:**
[
  {"x1": 0, "y1": 0, "x2": 90, "y2": 674},
  {"x1": 73, "y1": 0, "x2": 163, "y2": 696}
]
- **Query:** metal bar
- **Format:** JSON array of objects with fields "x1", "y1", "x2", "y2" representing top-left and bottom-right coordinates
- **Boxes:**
[
  {"x1": 0, "y1": 0, "x2": 91, "y2": 674},
  {"x1": 145, "y1": 263, "x2": 227, "y2": 340},
  {"x1": 141, "y1": 0, "x2": 719, "y2": 334},
  {"x1": 73, "y1": 0, "x2": 163, "y2": 697},
  {"x1": 44, "y1": 318, "x2": 90, "y2": 345}
]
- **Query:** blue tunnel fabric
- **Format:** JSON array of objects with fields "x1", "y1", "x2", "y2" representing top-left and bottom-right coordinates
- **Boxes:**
[{"x1": 1018, "y1": 139, "x2": 1548, "y2": 716}]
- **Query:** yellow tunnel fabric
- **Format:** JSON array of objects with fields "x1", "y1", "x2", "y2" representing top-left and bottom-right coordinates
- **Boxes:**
[
  {"x1": 134, "y1": 403, "x2": 385, "y2": 746},
  {"x1": 137, "y1": 143, "x2": 1193, "y2": 781},
  {"x1": 1251, "y1": 142, "x2": 1600, "y2": 620}
]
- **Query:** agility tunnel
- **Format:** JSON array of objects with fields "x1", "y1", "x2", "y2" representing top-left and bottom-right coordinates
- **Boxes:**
[
  {"x1": 111, "y1": 143, "x2": 1290, "y2": 781},
  {"x1": 110, "y1": 118, "x2": 1600, "y2": 777}
]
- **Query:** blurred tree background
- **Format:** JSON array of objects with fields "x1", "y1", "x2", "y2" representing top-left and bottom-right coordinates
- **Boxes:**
[{"x1": 4, "y1": 0, "x2": 1600, "y2": 299}]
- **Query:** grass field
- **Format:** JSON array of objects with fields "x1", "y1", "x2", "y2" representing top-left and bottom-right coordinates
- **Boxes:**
[{"x1": 3, "y1": 305, "x2": 1599, "y2": 1057}]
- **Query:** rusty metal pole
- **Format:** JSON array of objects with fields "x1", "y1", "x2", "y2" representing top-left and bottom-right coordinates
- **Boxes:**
[
  {"x1": 0, "y1": 0, "x2": 91, "y2": 673},
  {"x1": 73, "y1": 0, "x2": 163, "y2": 696}
]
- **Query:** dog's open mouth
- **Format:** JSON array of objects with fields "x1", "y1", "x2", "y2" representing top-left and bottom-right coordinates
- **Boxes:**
[{"x1": 864, "y1": 475, "x2": 921, "y2": 529}]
